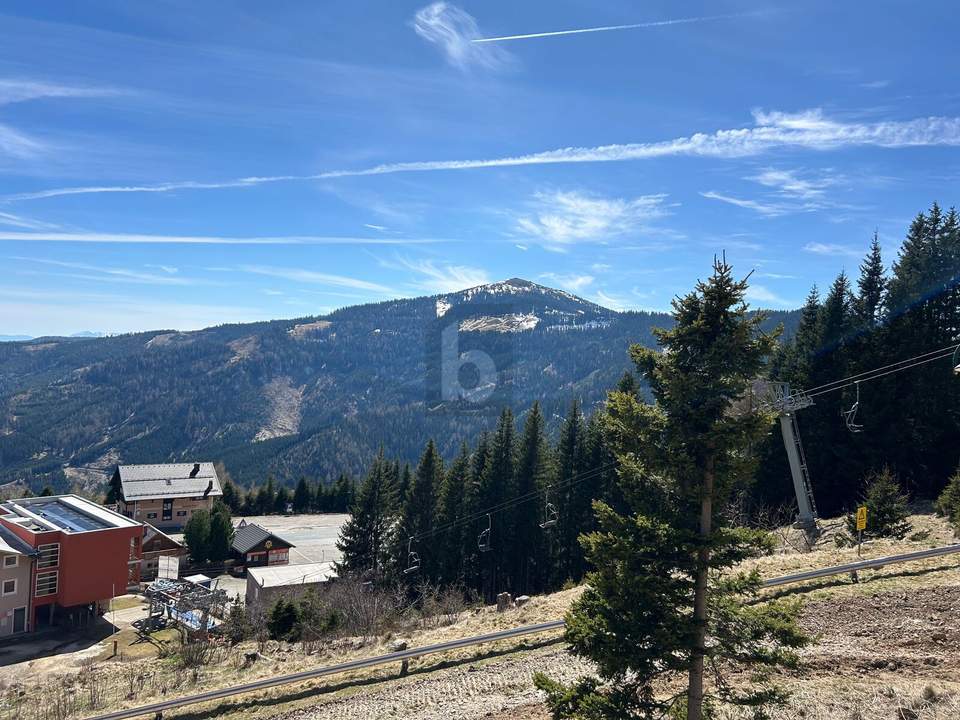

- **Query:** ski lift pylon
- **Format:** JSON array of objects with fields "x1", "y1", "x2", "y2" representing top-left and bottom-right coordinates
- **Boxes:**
[
  {"x1": 477, "y1": 514, "x2": 492, "y2": 552},
  {"x1": 843, "y1": 381, "x2": 864, "y2": 433},
  {"x1": 403, "y1": 536, "x2": 421, "y2": 575}
]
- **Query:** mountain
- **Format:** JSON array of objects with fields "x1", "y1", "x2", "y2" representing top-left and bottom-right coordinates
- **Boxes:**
[
  {"x1": 0, "y1": 335, "x2": 33, "y2": 343},
  {"x1": 0, "y1": 279, "x2": 800, "y2": 494}
]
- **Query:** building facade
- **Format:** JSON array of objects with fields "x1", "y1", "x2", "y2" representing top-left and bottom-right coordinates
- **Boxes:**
[
  {"x1": 114, "y1": 462, "x2": 223, "y2": 530},
  {"x1": 141, "y1": 524, "x2": 188, "y2": 580},
  {"x1": 231, "y1": 521, "x2": 294, "y2": 571},
  {"x1": 0, "y1": 527, "x2": 35, "y2": 637},
  {"x1": 0, "y1": 495, "x2": 143, "y2": 631},
  {"x1": 245, "y1": 562, "x2": 336, "y2": 608}
]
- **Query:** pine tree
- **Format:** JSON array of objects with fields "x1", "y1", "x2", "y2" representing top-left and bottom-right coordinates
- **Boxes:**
[
  {"x1": 184, "y1": 510, "x2": 212, "y2": 564},
  {"x1": 855, "y1": 232, "x2": 886, "y2": 329},
  {"x1": 436, "y1": 443, "x2": 470, "y2": 585},
  {"x1": 536, "y1": 258, "x2": 806, "y2": 719},
  {"x1": 400, "y1": 440, "x2": 443, "y2": 579},
  {"x1": 335, "y1": 449, "x2": 398, "y2": 579},
  {"x1": 293, "y1": 477, "x2": 312, "y2": 513},
  {"x1": 513, "y1": 402, "x2": 553, "y2": 594},
  {"x1": 274, "y1": 486, "x2": 291, "y2": 514},
  {"x1": 554, "y1": 399, "x2": 587, "y2": 586},
  {"x1": 208, "y1": 501, "x2": 235, "y2": 562},
  {"x1": 221, "y1": 478, "x2": 241, "y2": 514},
  {"x1": 478, "y1": 409, "x2": 516, "y2": 599},
  {"x1": 845, "y1": 467, "x2": 911, "y2": 539}
]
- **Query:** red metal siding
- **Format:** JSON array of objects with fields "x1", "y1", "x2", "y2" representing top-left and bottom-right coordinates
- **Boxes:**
[{"x1": 58, "y1": 528, "x2": 141, "y2": 606}]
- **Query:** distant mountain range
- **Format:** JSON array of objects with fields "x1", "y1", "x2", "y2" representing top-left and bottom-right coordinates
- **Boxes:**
[
  {"x1": 0, "y1": 331, "x2": 104, "y2": 342},
  {"x1": 0, "y1": 279, "x2": 799, "y2": 494}
]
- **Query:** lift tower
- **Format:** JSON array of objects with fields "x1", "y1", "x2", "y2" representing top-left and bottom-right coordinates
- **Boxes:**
[{"x1": 756, "y1": 381, "x2": 819, "y2": 533}]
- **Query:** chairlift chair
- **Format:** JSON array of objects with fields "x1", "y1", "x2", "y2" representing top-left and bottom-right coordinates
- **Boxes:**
[
  {"x1": 842, "y1": 381, "x2": 864, "y2": 433},
  {"x1": 477, "y1": 514, "x2": 492, "y2": 553},
  {"x1": 539, "y1": 487, "x2": 559, "y2": 529},
  {"x1": 404, "y1": 537, "x2": 421, "y2": 575}
]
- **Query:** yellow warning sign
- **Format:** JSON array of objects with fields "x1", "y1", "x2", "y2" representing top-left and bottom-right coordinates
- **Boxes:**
[{"x1": 856, "y1": 506, "x2": 867, "y2": 531}]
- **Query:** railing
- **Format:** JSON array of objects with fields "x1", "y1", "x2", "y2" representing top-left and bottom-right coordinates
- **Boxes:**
[{"x1": 86, "y1": 543, "x2": 960, "y2": 720}]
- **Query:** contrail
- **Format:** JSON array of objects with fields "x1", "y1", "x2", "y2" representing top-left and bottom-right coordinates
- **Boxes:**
[{"x1": 472, "y1": 12, "x2": 754, "y2": 43}]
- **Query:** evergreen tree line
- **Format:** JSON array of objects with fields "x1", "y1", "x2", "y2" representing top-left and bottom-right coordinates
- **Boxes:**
[
  {"x1": 217, "y1": 473, "x2": 356, "y2": 517},
  {"x1": 758, "y1": 202, "x2": 960, "y2": 517},
  {"x1": 336, "y1": 398, "x2": 627, "y2": 601}
]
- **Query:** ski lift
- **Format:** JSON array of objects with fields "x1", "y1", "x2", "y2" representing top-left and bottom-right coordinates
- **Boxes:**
[
  {"x1": 842, "y1": 381, "x2": 864, "y2": 433},
  {"x1": 953, "y1": 345, "x2": 960, "y2": 375},
  {"x1": 539, "y1": 487, "x2": 559, "y2": 529},
  {"x1": 403, "y1": 537, "x2": 421, "y2": 575},
  {"x1": 477, "y1": 514, "x2": 492, "y2": 552}
]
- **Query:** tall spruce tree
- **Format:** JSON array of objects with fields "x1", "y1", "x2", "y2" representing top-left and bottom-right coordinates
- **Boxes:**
[
  {"x1": 536, "y1": 258, "x2": 806, "y2": 719},
  {"x1": 436, "y1": 442, "x2": 471, "y2": 585},
  {"x1": 554, "y1": 399, "x2": 588, "y2": 586},
  {"x1": 335, "y1": 449, "x2": 398, "y2": 579},
  {"x1": 400, "y1": 439, "x2": 444, "y2": 579},
  {"x1": 513, "y1": 402, "x2": 553, "y2": 594},
  {"x1": 478, "y1": 409, "x2": 516, "y2": 599},
  {"x1": 293, "y1": 477, "x2": 312, "y2": 513}
]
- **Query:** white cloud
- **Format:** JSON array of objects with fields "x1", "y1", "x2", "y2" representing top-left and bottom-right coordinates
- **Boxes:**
[
  {"x1": 364, "y1": 223, "x2": 388, "y2": 231},
  {"x1": 539, "y1": 273, "x2": 594, "y2": 293},
  {"x1": 396, "y1": 257, "x2": 490, "y2": 293},
  {"x1": 238, "y1": 265, "x2": 393, "y2": 294},
  {"x1": 474, "y1": 11, "x2": 758, "y2": 43},
  {"x1": 700, "y1": 190, "x2": 789, "y2": 217},
  {"x1": 0, "y1": 211, "x2": 59, "y2": 230},
  {"x1": 860, "y1": 80, "x2": 890, "y2": 89},
  {"x1": 145, "y1": 264, "x2": 179, "y2": 274},
  {"x1": 11, "y1": 256, "x2": 196, "y2": 286},
  {"x1": 744, "y1": 283, "x2": 795, "y2": 307},
  {"x1": 748, "y1": 168, "x2": 838, "y2": 200},
  {"x1": 0, "y1": 230, "x2": 447, "y2": 245},
  {"x1": 754, "y1": 271, "x2": 797, "y2": 280},
  {"x1": 594, "y1": 290, "x2": 629, "y2": 311},
  {"x1": 412, "y1": 3, "x2": 511, "y2": 71},
  {"x1": 516, "y1": 190, "x2": 669, "y2": 248},
  {"x1": 514, "y1": 244, "x2": 528, "y2": 251},
  {"x1": 0, "y1": 78, "x2": 122, "y2": 106},
  {"x1": 10, "y1": 109, "x2": 960, "y2": 202},
  {"x1": 802, "y1": 242, "x2": 865, "y2": 257},
  {"x1": 591, "y1": 262, "x2": 612, "y2": 272},
  {"x1": 0, "y1": 123, "x2": 46, "y2": 160}
]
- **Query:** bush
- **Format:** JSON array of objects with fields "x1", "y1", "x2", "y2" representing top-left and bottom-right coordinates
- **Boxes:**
[
  {"x1": 934, "y1": 467, "x2": 960, "y2": 533},
  {"x1": 845, "y1": 467, "x2": 911, "y2": 539},
  {"x1": 267, "y1": 598, "x2": 300, "y2": 641}
]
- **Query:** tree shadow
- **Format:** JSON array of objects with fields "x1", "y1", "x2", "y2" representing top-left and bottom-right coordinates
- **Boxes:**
[
  {"x1": 0, "y1": 616, "x2": 115, "y2": 667},
  {"x1": 170, "y1": 636, "x2": 564, "y2": 720}
]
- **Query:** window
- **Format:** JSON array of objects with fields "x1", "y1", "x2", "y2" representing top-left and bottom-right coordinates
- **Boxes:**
[
  {"x1": 2, "y1": 579, "x2": 16, "y2": 596},
  {"x1": 176, "y1": 510, "x2": 187, "y2": 517},
  {"x1": 146, "y1": 512, "x2": 158, "y2": 519},
  {"x1": 36, "y1": 543, "x2": 60, "y2": 569},
  {"x1": 3, "y1": 555, "x2": 17, "y2": 568},
  {"x1": 35, "y1": 571, "x2": 57, "y2": 597}
]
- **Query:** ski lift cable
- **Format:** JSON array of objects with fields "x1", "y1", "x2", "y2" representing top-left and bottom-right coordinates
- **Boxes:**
[
  {"x1": 411, "y1": 461, "x2": 617, "y2": 543},
  {"x1": 802, "y1": 343, "x2": 960, "y2": 395},
  {"x1": 806, "y1": 348, "x2": 957, "y2": 400},
  {"x1": 414, "y1": 462, "x2": 614, "y2": 542}
]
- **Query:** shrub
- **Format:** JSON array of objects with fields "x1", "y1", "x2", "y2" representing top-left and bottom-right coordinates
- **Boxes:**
[
  {"x1": 845, "y1": 467, "x2": 911, "y2": 539},
  {"x1": 267, "y1": 597, "x2": 300, "y2": 641},
  {"x1": 934, "y1": 467, "x2": 960, "y2": 533}
]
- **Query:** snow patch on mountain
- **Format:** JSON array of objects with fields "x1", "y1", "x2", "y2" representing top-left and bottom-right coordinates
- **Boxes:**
[{"x1": 460, "y1": 313, "x2": 540, "y2": 333}]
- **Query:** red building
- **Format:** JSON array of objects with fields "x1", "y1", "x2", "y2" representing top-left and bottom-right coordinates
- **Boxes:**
[{"x1": 0, "y1": 495, "x2": 143, "y2": 629}]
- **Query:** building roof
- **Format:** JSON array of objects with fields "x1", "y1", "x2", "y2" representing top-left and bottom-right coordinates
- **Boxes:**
[
  {"x1": 117, "y1": 462, "x2": 223, "y2": 501},
  {"x1": 0, "y1": 495, "x2": 141, "y2": 534},
  {"x1": 231, "y1": 522, "x2": 294, "y2": 554},
  {"x1": 0, "y1": 524, "x2": 36, "y2": 556},
  {"x1": 248, "y1": 562, "x2": 336, "y2": 589},
  {"x1": 143, "y1": 523, "x2": 184, "y2": 548}
]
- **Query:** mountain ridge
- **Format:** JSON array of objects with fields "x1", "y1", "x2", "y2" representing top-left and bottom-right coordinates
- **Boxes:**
[{"x1": 0, "y1": 279, "x2": 800, "y2": 493}]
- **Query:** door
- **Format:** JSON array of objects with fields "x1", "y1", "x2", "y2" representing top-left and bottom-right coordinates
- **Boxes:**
[
  {"x1": 162, "y1": 500, "x2": 173, "y2": 522},
  {"x1": 12, "y1": 607, "x2": 25, "y2": 634}
]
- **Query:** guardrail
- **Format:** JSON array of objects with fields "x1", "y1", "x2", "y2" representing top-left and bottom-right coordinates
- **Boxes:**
[
  {"x1": 87, "y1": 542, "x2": 960, "y2": 720},
  {"x1": 759, "y1": 542, "x2": 960, "y2": 588}
]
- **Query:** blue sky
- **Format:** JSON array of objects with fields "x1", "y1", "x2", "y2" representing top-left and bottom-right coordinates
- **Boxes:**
[{"x1": 1, "y1": 1, "x2": 959, "y2": 336}]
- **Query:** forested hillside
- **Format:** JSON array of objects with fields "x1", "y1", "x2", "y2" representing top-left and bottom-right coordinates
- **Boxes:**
[
  {"x1": 338, "y1": 204, "x2": 960, "y2": 602},
  {"x1": 0, "y1": 278, "x2": 798, "y2": 495}
]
